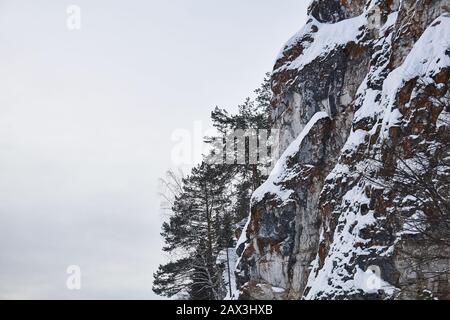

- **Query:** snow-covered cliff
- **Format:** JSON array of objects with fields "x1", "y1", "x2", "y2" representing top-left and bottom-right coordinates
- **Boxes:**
[{"x1": 236, "y1": 0, "x2": 450, "y2": 300}]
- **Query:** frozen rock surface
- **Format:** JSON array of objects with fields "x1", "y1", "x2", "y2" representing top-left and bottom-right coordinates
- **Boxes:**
[{"x1": 236, "y1": 0, "x2": 450, "y2": 300}]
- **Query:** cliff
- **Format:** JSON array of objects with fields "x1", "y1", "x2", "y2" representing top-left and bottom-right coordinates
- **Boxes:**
[{"x1": 236, "y1": 0, "x2": 450, "y2": 300}]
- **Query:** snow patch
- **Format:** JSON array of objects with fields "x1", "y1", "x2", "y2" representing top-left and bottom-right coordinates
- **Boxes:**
[
  {"x1": 251, "y1": 111, "x2": 329, "y2": 204},
  {"x1": 275, "y1": 14, "x2": 366, "y2": 73}
]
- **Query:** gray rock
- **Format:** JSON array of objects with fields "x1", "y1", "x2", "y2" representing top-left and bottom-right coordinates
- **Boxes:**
[{"x1": 237, "y1": 0, "x2": 450, "y2": 300}]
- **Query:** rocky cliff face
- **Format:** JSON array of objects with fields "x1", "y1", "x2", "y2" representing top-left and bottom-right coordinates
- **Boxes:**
[{"x1": 236, "y1": 0, "x2": 450, "y2": 300}]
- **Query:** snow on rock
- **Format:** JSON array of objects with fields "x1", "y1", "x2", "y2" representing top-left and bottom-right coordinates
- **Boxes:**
[
  {"x1": 237, "y1": 0, "x2": 450, "y2": 300},
  {"x1": 274, "y1": 14, "x2": 366, "y2": 74},
  {"x1": 306, "y1": 10, "x2": 450, "y2": 301},
  {"x1": 437, "y1": 110, "x2": 450, "y2": 129},
  {"x1": 252, "y1": 111, "x2": 329, "y2": 204},
  {"x1": 304, "y1": 181, "x2": 393, "y2": 299}
]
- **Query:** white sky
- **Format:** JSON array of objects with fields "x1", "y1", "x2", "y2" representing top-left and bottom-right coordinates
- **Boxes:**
[{"x1": 0, "y1": 0, "x2": 307, "y2": 299}]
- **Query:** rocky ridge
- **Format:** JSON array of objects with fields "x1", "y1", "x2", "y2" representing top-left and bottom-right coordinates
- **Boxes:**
[{"x1": 236, "y1": 0, "x2": 450, "y2": 300}]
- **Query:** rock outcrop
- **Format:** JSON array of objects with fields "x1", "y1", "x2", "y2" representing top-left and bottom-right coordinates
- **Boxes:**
[{"x1": 236, "y1": 0, "x2": 450, "y2": 300}]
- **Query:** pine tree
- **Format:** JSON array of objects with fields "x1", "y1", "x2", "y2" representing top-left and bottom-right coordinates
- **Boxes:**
[
  {"x1": 208, "y1": 73, "x2": 272, "y2": 217},
  {"x1": 154, "y1": 74, "x2": 273, "y2": 299},
  {"x1": 153, "y1": 163, "x2": 232, "y2": 299}
]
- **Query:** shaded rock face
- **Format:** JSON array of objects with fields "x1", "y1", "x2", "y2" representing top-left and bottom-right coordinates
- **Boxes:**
[
  {"x1": 237, "y1": 0, "x2": 450, "y2": 300},
  {"x1": 307, "y1": 0, "x2": 366, "y2": 23}
]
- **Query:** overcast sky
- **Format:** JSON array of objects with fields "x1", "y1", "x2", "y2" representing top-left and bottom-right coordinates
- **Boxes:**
[{"x1": 0, "y1": 0, "x2": 308, "y2": 299}]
